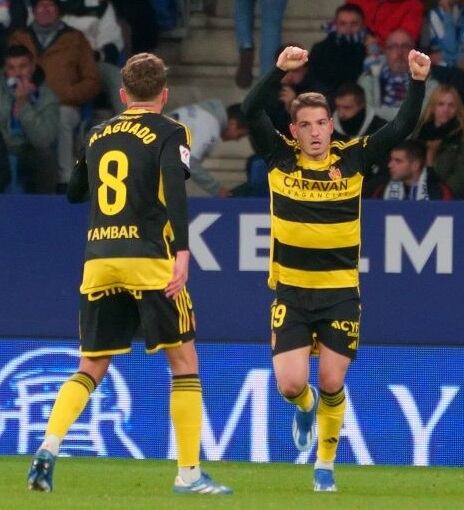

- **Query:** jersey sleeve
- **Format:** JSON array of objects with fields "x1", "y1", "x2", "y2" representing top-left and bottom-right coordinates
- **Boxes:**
[
  {"x1": 241, "y1": 67, "x2": 291, "y2": 163},
  {"x1": 362, "y1": 79, "x2": 426, "y2": 169},
  {"x1": 159, "y1": 126, "x2": 191, "y2": 252},
  {"x1": 160, "y1": 124, "x2": 191, "y2": 179}
]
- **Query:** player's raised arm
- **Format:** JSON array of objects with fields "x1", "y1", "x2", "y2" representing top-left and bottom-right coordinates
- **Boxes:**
[
  {"x1": 241, "y1": 46, "x2": 308, "y2": 160},
  {"x1": 364, "y1": 50, "x2": 431, "y2": 167}
]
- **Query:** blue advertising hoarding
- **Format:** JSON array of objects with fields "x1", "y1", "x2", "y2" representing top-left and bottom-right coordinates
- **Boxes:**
[
  {"x1": 0, "y1": 196, "x2": 462, "y2": 344},
  {"x1": 0, "y1": 339, "x2": 462, "y2": 466}
]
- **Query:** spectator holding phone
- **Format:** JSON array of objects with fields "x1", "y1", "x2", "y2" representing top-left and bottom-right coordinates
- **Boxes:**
[{"x1": 0, "y1": 45, "x2": 59, "y2": 193}]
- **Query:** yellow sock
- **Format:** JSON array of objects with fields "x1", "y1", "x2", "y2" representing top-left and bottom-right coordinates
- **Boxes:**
[
  {"x1": 170, "y1": 374, "x2": 202, "y2": 468},
  {"x1": 285, "y1": 384, "x2": 314, "y2": 411},
  {"x1": 316, "y1": 387, "x2": 346, "y2": 463},
  {"x1": 46, "y1": 372, "x2": 96, "y2": 439}
]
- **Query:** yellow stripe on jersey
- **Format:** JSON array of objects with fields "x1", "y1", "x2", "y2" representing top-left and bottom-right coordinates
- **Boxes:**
[
  {"x1": 269, "y1": 262, "x2": 359, "y2": 289},
  {"x1": 184, "y1": 124, "x2": 192, "y2": 147},
  {"x1": 158, "y1": 171, "x2": 166, "y2": 206},
  {"x1": 162, "y1": 222, "x2": 174, "y2": 260},
  {"x1": 330, "y1": 137, "x2": 361, "y2": 150},
  {"x1": 281, "y1": 133, "x2": 298, "y2": 147},
  {"x1": 273, "y1": 217, "x2": 360, "y2": 249},
  {"x1": 167, "y1": 116, "x2": 192, "y2": 147},
  {"x1": 297, "y1": 151, "x2": 341, "y2": 170},
  {"x1": 268, "y1": 146, "x2": 364, "y2": 290},
  {"x1": 158, "y1": 171, "x2": 176, "y2": 261},
  {"x1": 80, "y1": 257, "x2": 174, "y2": 293},
  {"x1": 269, "y1": 169, "x2": 363, "y2": 202}
]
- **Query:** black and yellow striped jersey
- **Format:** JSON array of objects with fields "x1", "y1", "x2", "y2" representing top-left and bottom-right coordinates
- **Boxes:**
[
  {"x1": 70, "y1": 108, "x2": 192, "y2": 294},
  {"x1": 268, "y1": 136, "x2": 366, "y2": 289},
  {"x1": 241, "y1": 66, "x2": 425, "y2": 291}
]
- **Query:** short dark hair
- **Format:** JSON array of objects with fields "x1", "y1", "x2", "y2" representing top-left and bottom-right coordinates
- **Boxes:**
[
  {"x1": 290, "y1": 92, "x2": 331, "y2": 122},
  {"x1": 31, "y1": 0, "x2": 62, "y2": 11},
  {"x1": 335, "y1": 3, "x2": 365, "y2": 20},
  {"x1": 392, "y1": 139, "x2": 426, "y2": 166},
  {"x1": 335, "y1": 83, "x2": 366, "y2": 105},
  {"x1": 227, "y1": 103, "x2": 248, "y2": 128},
  {"x1": 6, "y1": 45, "x2": 34, "y2": 61},
  {"x1": 121, "y1": 53, "x2": 167, "y2": 101}
]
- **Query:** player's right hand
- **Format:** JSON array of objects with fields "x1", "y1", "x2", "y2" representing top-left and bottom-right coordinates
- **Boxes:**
[
  {"x1": 165, "y1": 250, "x2": 190, "y2": 299},
  {"x1": 276, "y1": 46, "x2": 309, "y2": 72}
]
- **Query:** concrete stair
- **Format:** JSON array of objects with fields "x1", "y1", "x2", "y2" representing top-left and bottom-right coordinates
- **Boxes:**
[{"x1": 157, "y1": 0, "x2": 343, "y2": 196}]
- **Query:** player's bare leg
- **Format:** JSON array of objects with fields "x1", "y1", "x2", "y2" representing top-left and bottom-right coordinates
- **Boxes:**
[{"x1": 273, "y1": 346, "x2": 319, "y2": 452}]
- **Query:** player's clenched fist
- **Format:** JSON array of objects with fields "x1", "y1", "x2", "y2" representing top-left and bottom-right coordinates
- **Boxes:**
[
  {"x1": 276, "y1": 46, "x2": 309, "y2": 72},
  {"x1": 408, "y1": 50, "x2": 431, "y2": 81}
]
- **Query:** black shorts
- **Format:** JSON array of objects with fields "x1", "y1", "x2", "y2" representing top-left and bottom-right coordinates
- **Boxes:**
[
  {"x1": 79, "y1": 287, "x2": 195, "y2": 356},
  {"x1": 271, "y1": 284, "x2": 361, "y2": 360}
]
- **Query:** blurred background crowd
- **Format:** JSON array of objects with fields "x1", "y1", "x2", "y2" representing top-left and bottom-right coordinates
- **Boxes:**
[{"x1": 0, "y1": 0, "x2": 463, "y2": 201}]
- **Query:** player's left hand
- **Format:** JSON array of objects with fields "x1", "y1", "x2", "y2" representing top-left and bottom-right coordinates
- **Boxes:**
[
  {"x1": 408, "y1": 50, "x2": 431, "y2": 81},
  {"x1": 165, "y1": 250, "x2": 190, "y2": 299}
]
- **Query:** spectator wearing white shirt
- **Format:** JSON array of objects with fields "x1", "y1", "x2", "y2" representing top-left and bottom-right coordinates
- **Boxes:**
[
  {"x1": 61, "y1": 0, "x2": 124, "y2": 113},
  {"x1": 169, "y1": 99, "x2": 249, "y2": 197}
]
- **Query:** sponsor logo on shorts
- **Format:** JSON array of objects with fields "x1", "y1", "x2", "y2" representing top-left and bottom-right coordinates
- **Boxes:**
[{"x1": 330, "y1": 320, "x2": 359, "y2": 338}]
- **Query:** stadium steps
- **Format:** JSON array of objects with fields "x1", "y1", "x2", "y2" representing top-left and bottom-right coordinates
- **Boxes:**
[{"x1": 156, "y1": 0, "x2": 342, "y2": 196}]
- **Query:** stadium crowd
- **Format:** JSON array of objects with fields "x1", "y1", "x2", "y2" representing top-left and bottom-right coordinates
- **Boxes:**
[{"x1": 0, "y1": 0, "x2": 463, "y2": 199}]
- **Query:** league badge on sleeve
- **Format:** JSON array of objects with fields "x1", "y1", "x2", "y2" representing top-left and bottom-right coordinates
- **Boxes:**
[{"x1": 179, "y1": 145, "x2": 190, "y2": 168}]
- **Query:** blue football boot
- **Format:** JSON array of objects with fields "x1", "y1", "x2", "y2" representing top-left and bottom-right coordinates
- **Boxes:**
[
  {"x1": 27, "y1": 449, "x2": 56, "y2": 492},
  {"x1": 314, "y1": 468, "x2": 337, "y2": 492},
  {"x1": 174, "y1": 471, "x2": 233, "y2": 495}
]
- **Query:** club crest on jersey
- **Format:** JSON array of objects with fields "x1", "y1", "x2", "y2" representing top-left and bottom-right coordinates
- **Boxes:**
[
  {"x1": 179, "y1": 145, "x2": 190, "y2": 167},
  {"x1": 328, "y1": 166, "x2": 342, "y2": 180}
]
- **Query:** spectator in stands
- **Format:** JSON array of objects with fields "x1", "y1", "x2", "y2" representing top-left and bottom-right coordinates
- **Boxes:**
[
  {"x1": 230, "y1": 154, "x2": 269, "y2": 197},
  {"x1": 233, "y1": 42, "x2": 311, "y2": 197},
  {"x1": 234, "y1": 0, "x2": 288, "y2": 88},
  {"x1": 359, "y1": 29, "x2": 438, "y2": 121},
  {"x1": 0, "y1": 45, "x2": 59, "y2": 193},
  {"x1": 0, "y1": 0, "x2": 29, "y2": 66},
  {"x1": 425, "y1": 44, "x2": 464, "y2": 103},
  {"x1": 9, "y1": 0, "x2": 101, "y2": 192},
  {"x1": 371, "y1": 139, "x2": 453, "y2": 199},
  {"x1": 112, "y1": 0, "x2": 158, "y2": 54},
  {"x1": 415, "y1": 83, "x2": 464, "y2": 198},
  {"x1": 421, "y1": 0, "x2": 464, "y2": 68},
  {"x1": 169, "y1": 100, "x2": 249, "y2": 197},
  {"x1": 333, "y1": 82, "x2": 387, "y2": 139},
  {"x1": 61, "y1": 0, "x2": 124, "y2": 114},
  {"x1": 332, "y1": 82, "x2": 388, "y2": 194},
  {"x1": 150, "y1": 0, "x2": 192, "y2": 39},
  {"x1": 305, "y1": 4, "x2": 367, "y2": 101},
  {"x1": 348, "y1": 0, "x2": 425, "y2": 46}
]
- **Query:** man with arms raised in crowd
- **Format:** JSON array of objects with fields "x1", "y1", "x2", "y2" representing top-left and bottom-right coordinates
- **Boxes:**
[
  {"x1": 26, "y1": 52, "x2": 232, "y2": 496},
  {"x1": 241, "y1": 45, "x2": 430, "y2": 491}
]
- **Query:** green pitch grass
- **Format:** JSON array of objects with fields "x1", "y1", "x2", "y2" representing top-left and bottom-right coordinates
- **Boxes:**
[{"x1": 2, "y1": 456, "x2": 464, "y2": 510}]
